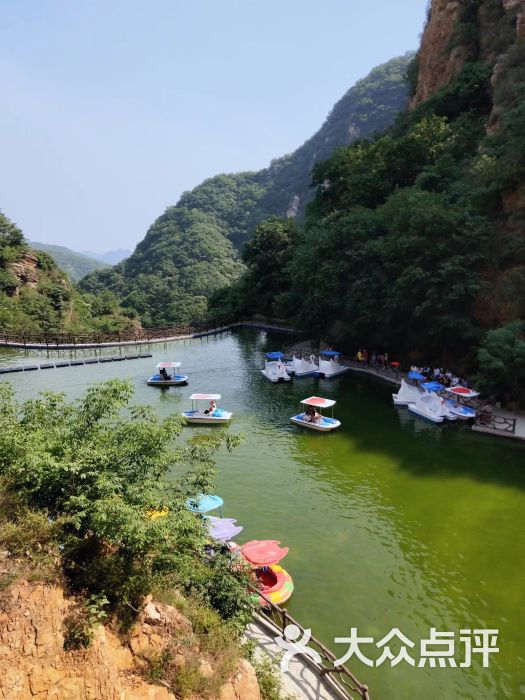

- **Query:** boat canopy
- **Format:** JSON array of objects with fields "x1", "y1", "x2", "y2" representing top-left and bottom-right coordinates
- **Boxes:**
[
  {"x1": 207, "y1": 516, "x2": 243, "y2": 541},
  {"x1": 241, "y1": 540, "x2": 289, "y2": 566},
  {"x1": 156, "y1": 361, "x2": 181, "y2": 369},
  {"x1": 266, "y1": 352, "x2": 284, "y2": 360},
  {"x1": 189, "y1": 393, "x2": 221, "y2": 401},
  {"x1": 421, "y1": 381, "x2": 444, "y2": 392},
  {"x1": 446, "y1": 386, "x2": 479, "y2": 399},
  {"x1": 300, "y1": 396, "x2": 336, "y2": 408},
  {"x1": 320, "y1": 350, "x2": 341, "y2": 357},
  {"x1": 408, "y1": 370, "x2": 425, "y2": 380},
  {"x1": 186, "y1": 493, "x2": 224, "y2": 513}
]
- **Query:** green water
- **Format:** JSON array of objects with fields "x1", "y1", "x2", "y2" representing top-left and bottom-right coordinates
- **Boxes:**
[{"x1": 1, "y1": 329, "x2": 524, "y2": 700}]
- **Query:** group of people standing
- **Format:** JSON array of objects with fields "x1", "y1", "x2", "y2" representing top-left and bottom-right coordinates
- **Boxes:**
[
  {"x1": 412, "y1": 365, "x2": 467, "y2": 389},
  {"x1": 356, "y1": 349, "x2": 390, "y2": 369}
]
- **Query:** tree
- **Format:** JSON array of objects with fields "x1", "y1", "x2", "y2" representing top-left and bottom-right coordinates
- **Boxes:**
[
  {"x1": 0, "y1": 380, "x2": 252, "y2": 625},
  {"x1": 477, "y1": 321, "x2": 525, "y2": 404}
]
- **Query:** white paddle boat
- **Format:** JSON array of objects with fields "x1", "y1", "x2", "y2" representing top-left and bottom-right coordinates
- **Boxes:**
[
  {"x1": 290, "y1": 396, "x2": 341, "y2": 432},
  {"x1": 392, "y1": 378, "x2": 424, "y2": 406},
  {"x1": 285, "y1": 354, "x2": 319, "y2": 377},
  {"x1": 261, "y1": 352, "x2": 291, "y2": 383},
  {"x1": 182, "y1": 393, "x2": 232, "y2": 424},
  {"x1": 316, "y1": 351, "x2": 348, "y2": 378},
  {"x1": 147, "y1": 361, "x2": 188, "y2": 386}
]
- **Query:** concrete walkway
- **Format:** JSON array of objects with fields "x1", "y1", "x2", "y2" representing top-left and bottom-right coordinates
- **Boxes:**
[{"x1": 246, "y1": 618, "x2": 359, "y2": 700}]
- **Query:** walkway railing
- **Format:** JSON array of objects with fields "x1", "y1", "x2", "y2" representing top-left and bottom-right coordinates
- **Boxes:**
[
  {"x1": 253, "y1": 589, "x2": 371, "y2": 700},
  {"x1": 474, "y1": 412, "x2": 517, "y2": 434},
  {"x1": 0, "y1": 317, "x2": 297, "y2": 348}
]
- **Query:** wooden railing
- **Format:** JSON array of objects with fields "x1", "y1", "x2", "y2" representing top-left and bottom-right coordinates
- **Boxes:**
[
  {"x1": 253, "y1": 588, "x2": 371, "y2": 700},
  {"x1": 475, "y1": 412, "x2": 517, "y2": 434},
  {"x1": 0, "y1": 317, "x2": 297, "y2": 348}
]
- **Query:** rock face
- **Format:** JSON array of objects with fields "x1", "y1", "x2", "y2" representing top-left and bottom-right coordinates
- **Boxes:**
[
  {"x1": 410, "y1": 0, "x2": 466, "y2": 108},
  {"x1": 7, "y1": 251, "x2": 40, "y2": 296},
  {"x1": 0, "y1": 582, "x2": 260, "y2": 700}
]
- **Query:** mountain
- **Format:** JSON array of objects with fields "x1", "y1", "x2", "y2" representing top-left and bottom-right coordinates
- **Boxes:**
[
  {"x1": 81, "y1": 249, "x2": 131, "y2": 265},
  {"x1": 79, "y1": 54, "x2": 414, "y2": 325},
  {"x1": 30, "y1": 242, "x2": 110, "y2": 282},
  {"x1": 0, "y1": 211, "x2": 136, "y2": 334},
  {"x1": 210, "y1": 0, "x2": 525, "y2": 404}
]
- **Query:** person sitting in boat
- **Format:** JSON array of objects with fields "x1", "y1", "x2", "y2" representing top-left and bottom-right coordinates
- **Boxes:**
[
  {"x1": 204, "y1": 399, "x2": 217, "y2": 415},
  {"x1": 160, "y1": 367, "x2": 170, "y2": 381},
  {"x1": 305, "y1": 406, "x2": 321, "y2": 424}
]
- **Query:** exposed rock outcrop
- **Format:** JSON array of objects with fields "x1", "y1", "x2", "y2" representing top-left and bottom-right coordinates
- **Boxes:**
[
  {"x1": 410, "y1": 0, "x2": 466, "y2": 108},
  {"x1": 7, "y1": 251, "x2": 40, "y2": 296},
  {"x1": 0, "y1": 582, "x2": 260, "y2": 700}
]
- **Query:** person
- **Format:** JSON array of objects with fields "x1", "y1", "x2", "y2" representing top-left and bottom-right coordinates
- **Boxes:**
[
  {"x1": 363, "y1": 349, "x2": 368, "y2": 366},
  {"x1": 160, "y1": 367, "x2": 169, "y2": 381},
  {"x1": 204, "y1": 399, "x2": 217, "y2": 415},
  {"x1": 356, "y1": 349, "x2": 363, "y2": 363},
  {"x1": 305, "y1": 406, "x2": 321, "y2": 423}
]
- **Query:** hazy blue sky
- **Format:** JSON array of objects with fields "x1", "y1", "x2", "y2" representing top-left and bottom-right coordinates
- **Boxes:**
[{"x1": 1, "y1": 0, "x2": 427, "y2": 252}]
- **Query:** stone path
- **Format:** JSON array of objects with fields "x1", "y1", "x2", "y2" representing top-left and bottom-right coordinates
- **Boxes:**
[{"x1": 246, "y1": 619, "x2": 357, "y2": 700}]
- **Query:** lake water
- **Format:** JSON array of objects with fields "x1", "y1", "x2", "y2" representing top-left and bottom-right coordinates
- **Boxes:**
[{"x1": 1, "y1": 328, "x2": 524, "y2": 700}]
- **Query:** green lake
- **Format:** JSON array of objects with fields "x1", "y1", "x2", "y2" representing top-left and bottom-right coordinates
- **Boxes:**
[{"x1": 1, "y1": 328, "x2": 524, "y2": 700}]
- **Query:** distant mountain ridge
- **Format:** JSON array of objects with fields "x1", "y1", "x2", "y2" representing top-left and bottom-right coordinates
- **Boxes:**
[
  {"x1": 80, "y1": 54, "x2": 413, "y2": 325},
  {"x1": 81, "y1": 249, "x2": 131, "y2": 265},
  {"x1": 30, "y1": 242, "x2": 110, "y2": 282}
]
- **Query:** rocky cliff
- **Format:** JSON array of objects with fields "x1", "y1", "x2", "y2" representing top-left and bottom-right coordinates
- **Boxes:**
[{"x1": 0, "y1": 581, "x2": 260, "y2": 700}]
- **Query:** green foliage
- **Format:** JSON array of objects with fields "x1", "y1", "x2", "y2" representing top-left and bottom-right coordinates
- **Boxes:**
[
  {"x1": 31, "y1": 241, "x2": 110, "y2": 282},
  {"x1": 63, "y1": 594, "x2": 109, "y2": 650},
  {"x1": 216, "y1": 50, "x2": 525, "y2": 403},
  {"x1": 0, "y1": 380, "x2": 253, "y2": 627},
  {"x1": 0, "y1": 211, "x2": 134, "y2": 334},
  {"x1": 477, "y1": 321, "x2": 525, "y2": 404},
  {"x1": 80, "y1": 54, "x2": 413, "y2": 326}
]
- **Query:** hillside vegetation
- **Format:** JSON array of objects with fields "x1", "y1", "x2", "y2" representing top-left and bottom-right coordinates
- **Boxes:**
[
  {"x1": 210, "y1": 0, "x2": 525, "y2": 404},
  {"x1": 0, "y1": 211, "x2": 135, "y2": 334},
  {"x1": 80, "y1": 55, "x2": 413, "y2": 325},
  {"x1": 30, "y1": 241, "x2": 110, "y2": 282}
]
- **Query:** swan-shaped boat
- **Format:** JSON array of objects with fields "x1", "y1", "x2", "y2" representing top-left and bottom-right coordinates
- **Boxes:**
[
  {"x1": 408, "y1": 384, "x2": 457, "y2": 423},
  {"x1": 241, "y1": 540, "x2": 294, "y2": 607},
  {"x1": 290, "y1": 396, "x2": 341, "y2": 432},
  {"x1": 147, "y1": 361, "x2": 188, "y2": 386},
  {"x1": 285, "y1": 354, "x2": 319, "y2": 377},
  {"x1": 182, "y1": 393, "x2": 232, "y2": 424},
  {"x1": 315, "y1": 351, "x2": 348, "y2": 378},
  {"x1": 261, "y1": 352, "x2": 291, "y2": 383},
  {"x1": 392, "y1": 378, "x2": 423, "y2": 406}
]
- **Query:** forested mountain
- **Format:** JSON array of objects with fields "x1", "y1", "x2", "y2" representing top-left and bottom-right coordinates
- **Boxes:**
[
  {"x1": 210, "y1": 0, "x2": 525, "y2": 403},
  {"x1": 0, "y1": 212, "x2": 135, "y2": 333},
  {"x1": 80, "y1": 54, "x2": 413, "y2": 325},
  {"x1": 30, "y1": 241, "x2": 110, "y2": 282}
]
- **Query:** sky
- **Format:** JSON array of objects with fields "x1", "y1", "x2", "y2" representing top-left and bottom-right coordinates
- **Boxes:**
[{"x1": 0, "y1": 0, "x2": 428, "y2": 252}]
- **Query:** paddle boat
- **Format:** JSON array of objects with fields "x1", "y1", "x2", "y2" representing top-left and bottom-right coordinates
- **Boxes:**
[
  {"x1": 408, "y1": 383, "x2": 457, "y2": 423},
  {"x1": 315, "y1": 350, "x2": 348, "y2": 378},
  {"x1": 284, "y1": 354, "x2": 319, "y2": 378},
  {"x1": 408, "y1": 391, "x2": 445, "y2": 424},
  {"x1": 392, "y1": 378, "x2": 424, "y2": 406},
  {"x1": 186, "y1": 493, "x2": 224, "y2": 516},
  {"x1": 206, "y1": 516, "x2": 243, "y2": 542},
  {"x1": 420, "y1": 382, "x2": 457, "y2": 421},
  {"x1": 240, "y1": 540, "x2": 294, "y2": 607},
  {"x1": 290, "y1": 396, "x2": 341, "y2": 432},
  {"x1": 182, "y1": 393, "x2": 232, "y2": 424},
  {"x1": 444, "y1": 386, "x2": 479, "y2": 420},
  {"x1": 261, "y1": 352, "x2": 291, "y2": 383},
  {"x1": 147, "y1": 361, "x2": 188, "y2": 386}
]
